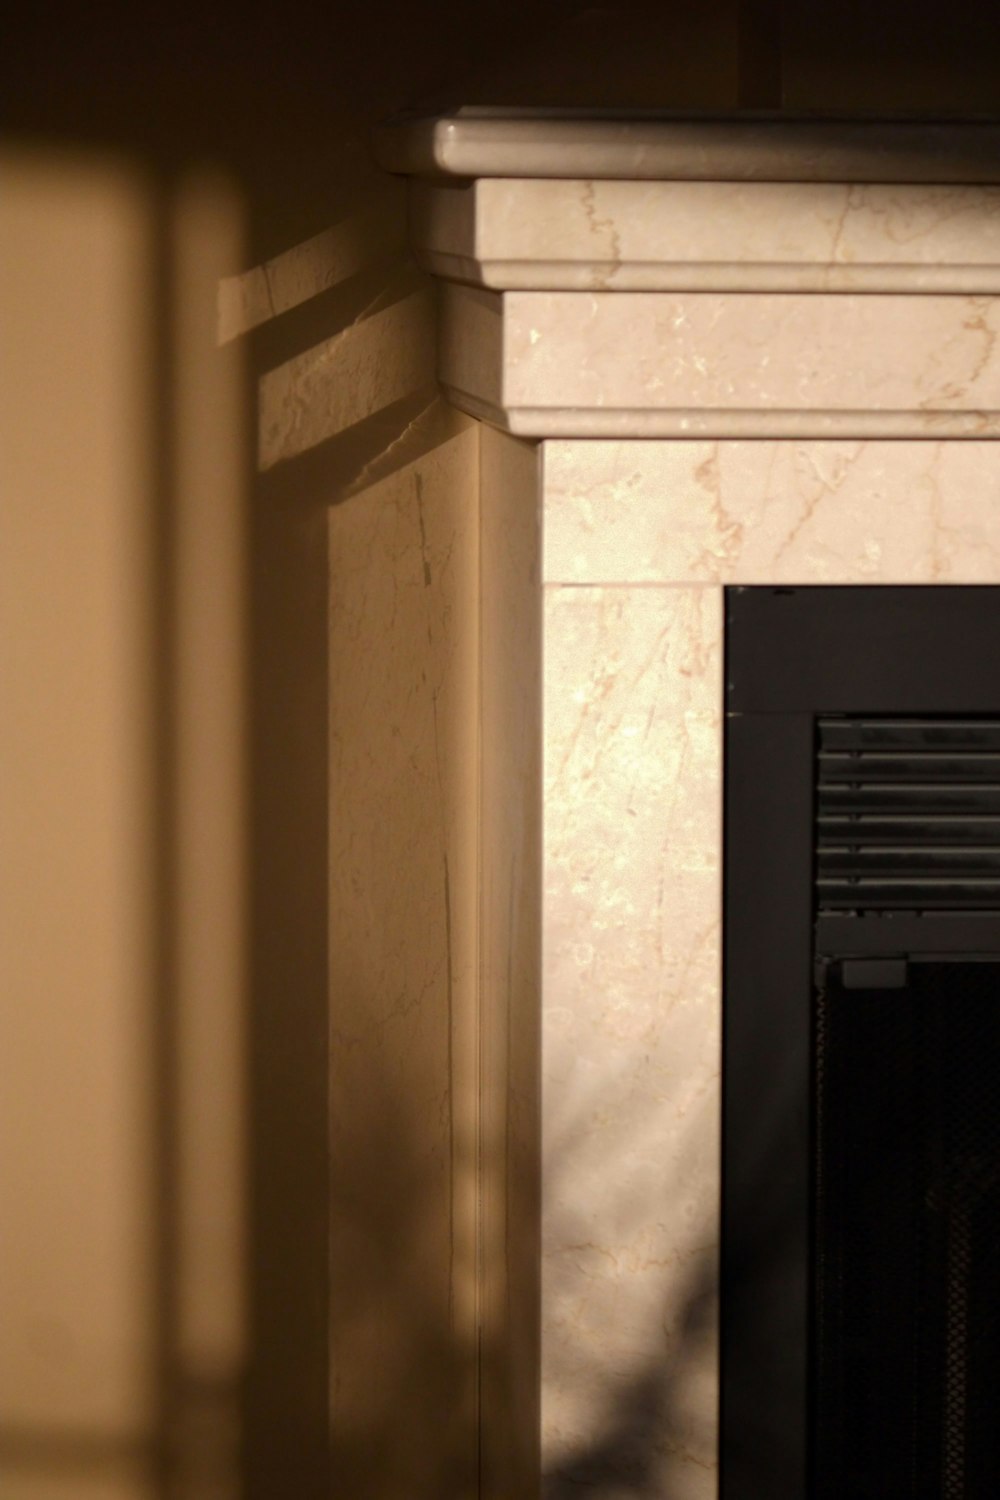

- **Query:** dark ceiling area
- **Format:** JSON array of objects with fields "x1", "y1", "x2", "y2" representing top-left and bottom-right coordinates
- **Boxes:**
[
  {"x1": 4, "y1": 0, "x2": 1000, "y2": 259},
  {"x1": 6, "y1": 0, "x2": 1000, "y2": 151}
]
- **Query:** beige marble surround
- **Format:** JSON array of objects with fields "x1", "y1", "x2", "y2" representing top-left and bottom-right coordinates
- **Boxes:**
[
  {"x1": 540, "y1": 438, "x2": 1000, "y2": 1499},
  {"x1": 375, "y1": 116, "x2": 1000, "y2": 1499}
]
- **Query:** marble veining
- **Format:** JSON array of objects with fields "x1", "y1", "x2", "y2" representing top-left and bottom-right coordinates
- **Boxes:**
[
  {"x1": 438, "y1": 286, "x2": 1000, "y2": 439},
  {"x1": 412, "y1": 179, "x2": 1000, "y2": 293},
  {"x1": 543, "y1": 585, "x2": 721, "y2": 1498},
  {"x1": 503, "y1": 291, "x2": 1000, "y2": 414},
  {"x1": 542, "y1": 439, "x2": 1000, "y2": 586}
]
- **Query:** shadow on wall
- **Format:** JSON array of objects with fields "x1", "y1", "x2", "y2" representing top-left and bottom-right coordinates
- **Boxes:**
[
  {"x1": 236, "y1": 143, "x2": 478, "y2": 1500},
  {"x1": 1, "y1": 149, "x2": 252, "y2": 1500},
  {"x1": 229, "y1": 144, "x2": 466, "y2": 496},
  {"x1": 0, "y1": 121, "x2": 473, "y2": 1500},
  {"x1": 2, "y1": 3, "x2": 641, "y2": 1479}
]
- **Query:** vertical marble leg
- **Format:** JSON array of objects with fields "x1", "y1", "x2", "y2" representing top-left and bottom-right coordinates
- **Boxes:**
[
  {"x1": 542, "y1": 585, "x2": 722, "y2": 1500},
  {"x1": 328, "y1": 430, "x2": 481, "y2": 1498}
]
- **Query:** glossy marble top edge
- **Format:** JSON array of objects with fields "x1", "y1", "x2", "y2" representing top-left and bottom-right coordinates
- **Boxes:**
[{"x1": 374, "y1": 110, "x2": 1000, "y2": 183}]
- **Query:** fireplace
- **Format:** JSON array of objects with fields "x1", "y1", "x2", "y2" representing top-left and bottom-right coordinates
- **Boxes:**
[
  {"x1": 724, "y1": 586, "x2": 1000, "y2": 1497},
  {"x1": 374, "y1": 113, "x2": 1000, "y2": 1497}
]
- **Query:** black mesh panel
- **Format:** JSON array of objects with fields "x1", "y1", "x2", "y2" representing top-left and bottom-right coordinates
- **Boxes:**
[{"x1": 813, "y1": 962, "x2": 1000, "y2": 1498}]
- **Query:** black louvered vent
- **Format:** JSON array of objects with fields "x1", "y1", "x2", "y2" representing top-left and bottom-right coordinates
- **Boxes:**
[{"x1": 817, "y1": 717, "x2": 1000, "y2": 914}]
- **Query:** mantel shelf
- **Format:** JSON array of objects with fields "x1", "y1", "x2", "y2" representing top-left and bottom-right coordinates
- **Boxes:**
[
  {"x1": 375, "y1": 108, "x2": 1000, "y2": 184},
  {"x1": 375, "y1": 110, "x2": 1000, "y2": 440}
]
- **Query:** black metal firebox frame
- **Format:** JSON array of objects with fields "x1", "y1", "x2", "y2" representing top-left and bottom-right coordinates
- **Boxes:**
[{"x1": 721, "y1": 585, "x2": 1000, "y2": 1498}]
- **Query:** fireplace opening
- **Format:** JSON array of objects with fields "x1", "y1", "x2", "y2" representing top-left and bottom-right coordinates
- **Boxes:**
[
  {"x1": 722, "y1": 587, "x2": 1000, "y2": 1500},
  {"x1": 815, "y1": 956, "x2": 1000, "y2": 1499}
]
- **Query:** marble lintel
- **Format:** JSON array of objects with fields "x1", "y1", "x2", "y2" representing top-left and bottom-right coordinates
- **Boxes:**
[
  {"x1": 439, "y1": 285, "x2": 1000, "y2": 440},
  {"x1": 412, "y1": 178, "x2": 1000, "y2": 294},
  {"x1": 542, "y1": 439, "x2": 1000, "y2": 586}
]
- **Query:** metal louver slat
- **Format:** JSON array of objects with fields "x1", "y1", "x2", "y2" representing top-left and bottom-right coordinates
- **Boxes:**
[
  {"x1": 817, "y1": 879, "x2": 1000, "y2": 910},
  {"x1": 819, "y1": 753, "x2": 1000, "y2": 782},
  {"x1": 820, "y1": 719, "x2": 1000, "y2": 751},
  {"x1": 818, "y1": 815, "x2": 1000, "y2": 846},
  {"x1": 818, "y1": 784, "x2": 1000, "y2": 814},
  {"x1": 816, "y1": 717, "x2": 1000, "y2": 916},
  {"x1": 818, "y1": 847, "x2": 1000, "y2": 874}
]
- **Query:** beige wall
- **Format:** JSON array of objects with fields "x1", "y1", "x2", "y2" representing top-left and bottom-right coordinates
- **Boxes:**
[
  {"x1": 0, "y1": 128, "x2": 503, "y2": 1500},
  {"x1": 1, "y1": 150, "x2": 247, "y2": 1500},
  {"x1": 1, "y1": 149, "x2": 158, "y2": 1500}
]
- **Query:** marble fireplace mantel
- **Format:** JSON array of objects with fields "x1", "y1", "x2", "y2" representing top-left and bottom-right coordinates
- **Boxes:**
[{"x1": 372, "y1": 114, "x2": 1000, "y2": 1499}]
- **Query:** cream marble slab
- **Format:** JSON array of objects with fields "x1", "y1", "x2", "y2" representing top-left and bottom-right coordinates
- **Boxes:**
[
  {"x1": 539, "y1": 433, "x2": 1000, "y2": 1500},
  {"x1": 412, "y1": 178, "x2": 1000, "y2": 293},
  {"x1": 543, "y1": 585, "x2": 721, "y2": 1498},
  {"x1": 543, "y1": 439, "x2": 1000, "y2": 585},
  {"x1": 440, "y1": 285, "x2": 1000, "y2": 438},
  {"x1": 376, "y1": 110, "x2": 1000, "y2": 184},
  {"x1": 329, "y1": 429, "x2": 481, "y2": 1497}
]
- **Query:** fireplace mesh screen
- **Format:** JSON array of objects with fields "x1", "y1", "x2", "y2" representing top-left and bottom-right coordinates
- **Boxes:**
[{"x1": 813, "y1": 961, "x2": 1000, "y2": 1498}]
